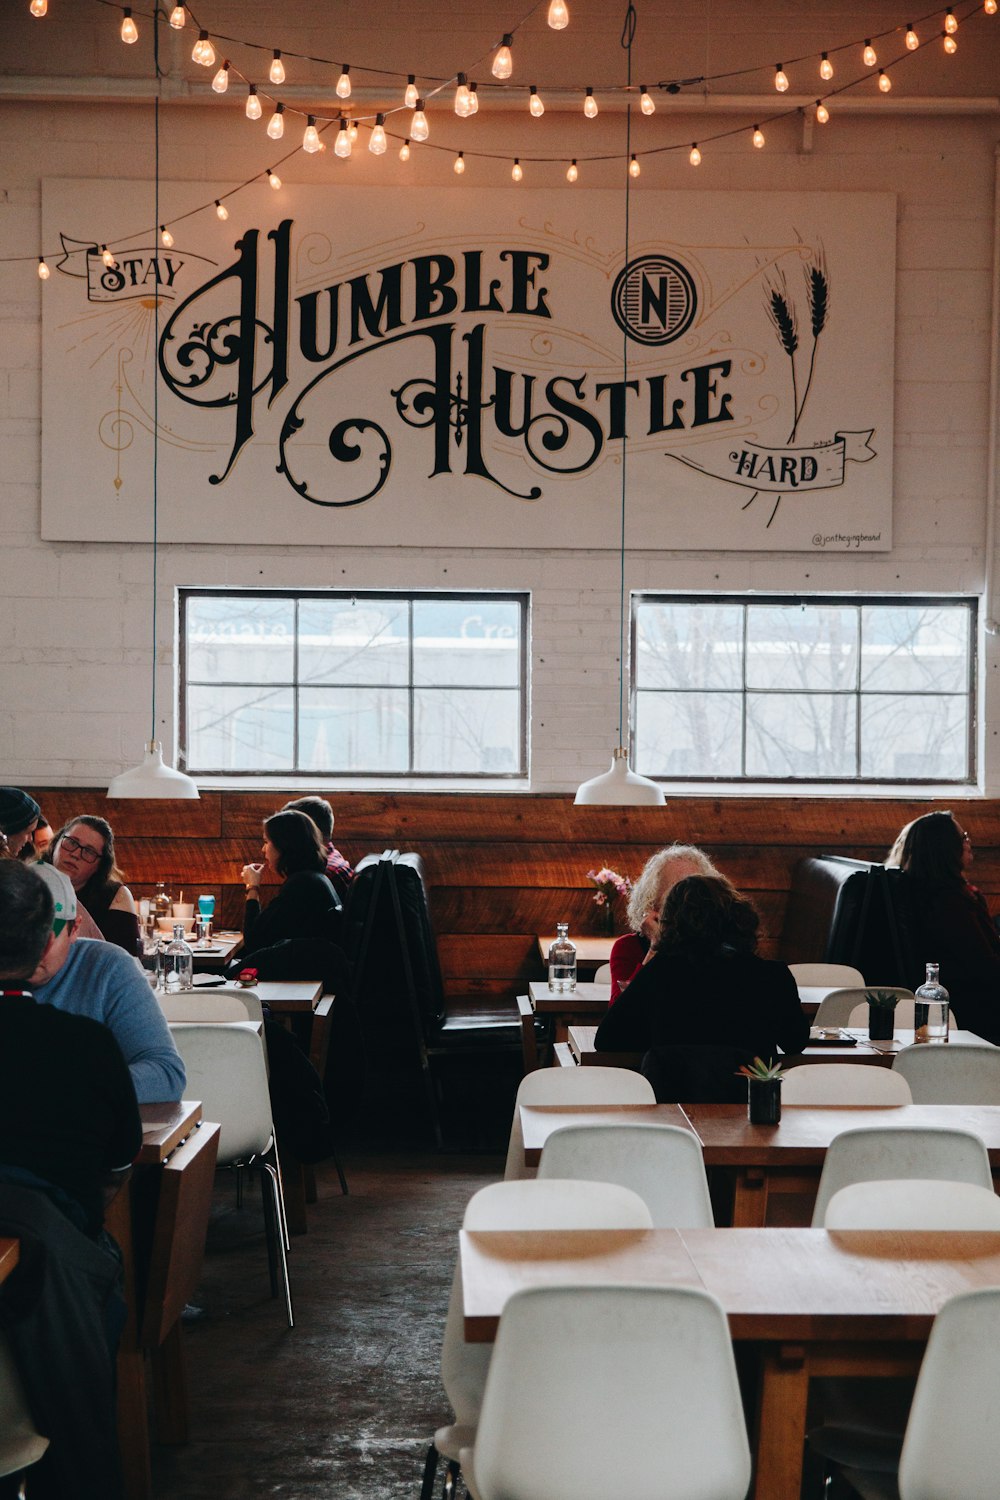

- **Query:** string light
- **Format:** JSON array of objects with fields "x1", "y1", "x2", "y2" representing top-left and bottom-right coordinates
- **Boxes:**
[
  {"x1": 335, "y1": 118, "x2": 352, "y2": 156},
  {"x1": 905, "y1": 21, "x2": 920, "y2": 47},
  {"x1": 945, "y1": 9, "x2": 958, "y2": 33},
  {"x1": 404, "y1": 75, "x2": 418, "y2": 109},
  {"x1": 369, "y1": 113, "x2": 387, "y2": 154},
  {"x1": 348, "y1": 120, "x2": 359, "y2": 142},
  {"x1": 160, "y1": 225, "x2": 174, "y2": 248},
  {"x1": 547, "y1": 0, "x2": 569, "y2": 28},
  {"x1": 245, "y1": 84, "x2": 262, "y2": 121},
  {"x1": 944, "y1": 29, "x2": 957, "y2": 50},
  {"x1": 399, "y1": 138, "x2": 411, "y2": 161},
  {"x1": 629, "y1": 154, "x2": 640, "y2": 177},
  {"x1": 774, "y1": 64, "x2": 789, "y2": 92},
  {"x1": 101, "y1": 245, "x2": 116, "y2": 268},
  {"x1": 492, "y1": 34, "x2": 513, "y2": 79},
  {"x1": 878, "y1": 68, "x2": 892, "y2": 91},
  {"x1": 211, "y1": 61, "x2": 230, "y2": 93},
  {"x1": 454, "y1": 151, "x2": 465, "y2": 174},
  {"x1": 38, "y1": 257, "x2": 50, "y2": 279},
  {"x1": 639, "y1": 85, "x2": 655, "y2": 114},
  {"x1": 302, "y1": 115, "x2": 323, "y2": 153},
  {"x1": 336, "y1": 64, "x2": 352, "y2": 99},
  {"x1": 267, "y1": 102, "x2": 285, "y2": 139},
  {"x1": 192, "y1": 30, "x2": 215, "y2": 66},
  {"x1": 863, "y1": 39, "x2": 877, "y2": 65},
  {"x1": 411, "y1": 99, "x2": 429, "y2": 141},
  {"x1": 29, "y1": 0, "x2": 47, "y2": 14},
  {"x1": 467, "y1": 81, "x2": 479, "y2": 114},
  {"x1": 120, "y1": 8, "x2": 138, "y2": 44},
  {"x1": 752, "y1": 124, "x2": 765, "y2": 148},
  {"x1": 584, "y1": 86, "x2": 598, "y2": 117},
  {"x1": 511, "y1": 158, "x2": 523, "y2": 182},
  {"x1": 215, "y1": 200, "x2": 229, "y2": 220},
  {"x1": 168, "y1": 4, "x2": 185, "y2": 27},
  {"x1": 986, "y1": 1, "x2": 998, "y2": 15},
  {"x1": 269, "y1": 50, "x2": 285, "y2": 84},
  {"x1": 566, "y1": 159, "x2": 578, "y2": 181},
  {"x1": 267, "y1": 168, "x2": 282, "y2": 189},
  {"x1": 816, "y1": 100, "x2": 830, "y2": 123},
  {"x1": 529, "y1": 85, "x2": 544, "y2": 117},
  {"x1": 689, "y1": 143, "x2": 701, "y2": 165},
  {"x1": 820, "y1": 52, "x2": 833, "y2": 80},
  {"x1": 454, "y1": 73, "x2": 472, "y2": 115}
]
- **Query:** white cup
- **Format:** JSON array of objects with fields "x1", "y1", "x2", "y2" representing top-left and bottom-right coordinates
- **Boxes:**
[{"x1": 172, "y1": 902, "x2": 195, "y2": 919}]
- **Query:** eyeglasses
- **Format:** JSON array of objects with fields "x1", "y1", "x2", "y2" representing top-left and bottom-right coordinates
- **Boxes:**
[{"x1": 60, "y1": 834, "x2": 101, "y2": 864}]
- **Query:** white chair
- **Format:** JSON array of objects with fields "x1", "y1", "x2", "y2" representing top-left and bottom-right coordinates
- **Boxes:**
[
  {"x1": 538, "y1": 1122, "x2": 714, "y2": 1227},
  {"x1": 824, "y1": 1178, "x2": 1000, "y2": 1230},
  {"x1": 814, "y1": 987, "x2": 913, "y2": 1030},
  {"x1": 846, "y1": 998, "x2": 956, "y2": 1033},
  {"x1": 503, "y1": 1065, "x2": 655, "y2": 1181},
  {"x1": 459, "y1": 1284, "x2": 752, "y2": 1500},
  {"x1": 160, "y1": 988, "x2": 264, "y2": 1024},
  {"x1": 892, "y1": 1043, "x2": 1000, "y2": 1102},
  {"x1": 421, "y1": 1179, "x2": 653, "y2": 1500},
  {"x1": 592, "y1": 963, "x2": 611, "y2": 984},
  {"x1": 0, "y1": 1334, "x2": 48, "y2": 1492},
  {"x1": 782, "y1": 1063, "x2": 913, "y2": 1106},
  {"x1": 790, "y1": 963, "x2": 866, "y2": 989},
  {"x1": 811, "y1": 1125, "x2": 993, "y2": 1226},
  {"x1": 168, "y1": 1023, "x2": 293, "y2": 1326}
]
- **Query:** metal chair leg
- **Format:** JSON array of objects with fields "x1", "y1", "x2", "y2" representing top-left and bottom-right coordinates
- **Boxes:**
[
  {"x1": 261, "y1": 1161, "x2": 294, "y2": 1327},
  {"x1": 418, "y1": 1442, "x2": 439, "y2": 1500},
  {"x1": 332, "y1": 1147, "x2": 349, "y2": 1196},
  {"x1": 441, "y1": 1459, "x2": 460, "y2": 1498}
]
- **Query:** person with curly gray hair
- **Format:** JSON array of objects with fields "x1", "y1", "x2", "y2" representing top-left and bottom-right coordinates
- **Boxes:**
[{"x1": 609, "y1": 844, "x2": 720, "y2": 1000}]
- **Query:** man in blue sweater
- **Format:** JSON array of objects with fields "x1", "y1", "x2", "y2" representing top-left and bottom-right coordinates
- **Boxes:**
[{"x1": 31, "y1": 865, "x2": 185, "y2": 1103}]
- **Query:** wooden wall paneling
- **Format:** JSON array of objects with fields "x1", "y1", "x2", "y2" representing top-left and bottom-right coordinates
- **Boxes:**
[{"x1": 27, "y1": 789, "x2": 223, "y2": 839}]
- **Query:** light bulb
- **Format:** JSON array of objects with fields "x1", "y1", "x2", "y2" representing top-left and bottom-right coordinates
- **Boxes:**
[
  {"x1": 774, "y1": 64, "x2": 789, "y2": 92},
  {"x1": 878, "y1": 69, "x2": 892, "y2": 92},
  {"x1": 863, "y1": 40, "x2": 877, "y2": 65},
  {"x1": 212, "y1": 61, "x2": 229, "y2": 93},
  {"x1": 529, "y1": 85, "x2": 544, "y2": 117},
  {"x1": 492, "y1": 35, "x2": 513, "y2": 79},
  {"x1": 454, "y1": 151, "x2": 465, "y2": 174},
  {"x1": 30, "y1": 0, "x2": 47, "y2": 14},
  {"x1": 369, "y1": 114, "x2": 387, "y2": 154},
  {"x1": 986, "y1": 0, "x2": 998, "y2": 15},
  {"x1": 944, "y1": 31, "x2": 958, "y2": 51},
  {"x1": 215, "y1": 200, "x2": 229, "y2": 220},
  {"x1": 335, "y1": 118, "x2": 351, "y2": 157},
  {"x1": 511, "y1": 158, "x2": 523, "y2": 182},
  {"x1": 411, "y1": 100, "x2": 429, "y2": 141},
  {"x1": 566, "y1": 159, "x2": 578, "y2": 182},
  {"x1": 38, "y1": 257, "x2": 50, "y2": 279},
  {"x1": 583, "y1": 86, "x2": 598, "y2": 117},
  {"x1": 454, "y1": 73, "x2": 471, "y2": 116},
  {"x1": 101, "y1": 245, "x2": 116, "y2": 268},
  {"x1": 269, "y1": 50, "x2": 284, "y2": 84},
  {"x1": 945, "y1": 9, "x2": 958, "y2": 32},
  {"x1": 168, "y1": 5, "x2": 185, "y2": 27},
  {"x1": 816, "y1": 100, "x2": 830, "y2": 123},
  {"x1": 336, "y1": 65, "x2": 351, "y2": 99},
  {"x1": 467, "y1": 81, "x2": 479, "y2": 114},
  {"x1": 345, "y1": 119, "x2": 357, "y2": 141},
  {"x1": 547, "y1": 0, "x2": 569, "y2": 28},
  {"x1": 120, "y1": 9, "x2": 138, "y2": 44},
  {"x1": 752, "y1": 125, "x2": 765, "y2": 148},
  {"x1": 246, "y1": 85, "x2": 261, "y2": 121},
  {"x1": 689, "y1": 143, "x2": 701, "y2": 166},
  {"x1": 404, "y1": 75, "x2": 418, "y2": 109},
  {"x1": 267, "y1": 168, "x2": 281, "y2": 189},
  {"x1": 906, "y1": 23, "x2": 920, "y2": 47},
  {"x1": 629, "y1": 154, "x2": 640, "y2": 177},
  {"x1": 302, "y1": 116, "x2": 322, "y2": 153},
  {"x1": 160, "y1": 225, "x2": 174, "y2": 248},
  {"x1": 267, "y1": 103, "x2": 285, "y2": 139},
  {"x1": 640, "y1": 86, "x2": 655, "y2": 114},
  {"x1": 820, "y1": 52, "x2": 833, "y2": 80},
  {"x1": 399, "y1": 138, "x2": 411, "y2": 161},
  {"x1": 192, "y1": 30, "x2": 215, "y2": 66}
]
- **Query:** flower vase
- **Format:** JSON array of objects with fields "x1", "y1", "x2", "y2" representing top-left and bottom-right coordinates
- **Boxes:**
[
  {"x1": 747, "y1": 1078, "x2": 782, "y2": 1125},
  {"x1": 599, "y1": 902, "x2": 616, "y2": 937}
]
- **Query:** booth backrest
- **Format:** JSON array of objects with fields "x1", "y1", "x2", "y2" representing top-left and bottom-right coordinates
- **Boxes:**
[
  {"x1": 781, "y1": 856, "x2": 870, "y2": 964},
  {"x1": 782, "y1": 856, "x2": 920, "y2": 986}
]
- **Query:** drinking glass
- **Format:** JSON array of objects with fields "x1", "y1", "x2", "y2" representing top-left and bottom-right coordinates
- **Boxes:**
[{"x1": 197, "y1": 894, "x2": 215, "y2": 945}]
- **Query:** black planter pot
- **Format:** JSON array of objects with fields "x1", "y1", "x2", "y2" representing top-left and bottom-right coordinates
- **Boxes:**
[
  {"x1": 867, "y1": 1005, "x2": 895, "y2": 1041},
  {"x1": 747, "y1": 1078, "x2": 782, "y2": 1125}
]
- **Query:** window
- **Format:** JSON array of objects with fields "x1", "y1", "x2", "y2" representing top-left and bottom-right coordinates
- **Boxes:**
[
  {"x1": 179, "y1": 590, "x2": 527, "y2": 778},
  {"x1": 632, "y1": 595, "x2": 976, "y2": 785}
]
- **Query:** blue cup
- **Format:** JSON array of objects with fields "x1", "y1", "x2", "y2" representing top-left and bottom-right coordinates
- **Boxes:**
[{"x1": 198, "y1": 894, "x2": 216, "y2": 918}]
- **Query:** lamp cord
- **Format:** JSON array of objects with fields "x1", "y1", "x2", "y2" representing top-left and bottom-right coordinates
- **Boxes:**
[
  {"x1": 618, "y1": 2, "x2": 637, "y2": 749},
  {"x1": 151, "y1": 12, "x2": 162, "y2": 745}
]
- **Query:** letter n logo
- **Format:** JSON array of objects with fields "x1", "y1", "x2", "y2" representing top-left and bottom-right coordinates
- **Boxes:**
[{"x1": 611, "y1": 254, "x2": 698, "y2": 346}]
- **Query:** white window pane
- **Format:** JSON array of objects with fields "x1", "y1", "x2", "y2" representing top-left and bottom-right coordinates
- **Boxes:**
[
  {"x1": 861, "y1": 694, "x2": 969, "y2": 780},
  {"x1": 746, "y1": 693, "x2": 857, "y2": 777},
  {"x1": 860, "y1": 605, "x2": 971, "y2": 693},
  {"x1": 298, "y1": 599, "x2": 409, "y2": 686},
  {"x1": 187, "y1": 686, "x2": 293, "y2": 771},
  {"x1": 413, "y1": 600, "x2": 520, "y2": 686},
  {"x1": 636, "y1": 603, "x2": 743, "y2": 689},
  {"x1": 746, "y1": 605, "x2": 858, "y2": 691},
  {"x1": 635, "y1": 692, "x2": 742, "y2": 777},
  {"x1": 299, "y1": 688, "x2": 409, "y2": 772},
  {"x1": 414, "y1": 689, "x2": 520, "y2": 773},
  {"x1": 186, "y1": 598, "x2": 294, "y2": 682}
]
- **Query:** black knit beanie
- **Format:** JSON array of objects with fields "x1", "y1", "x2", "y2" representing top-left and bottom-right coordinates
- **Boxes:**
[{"x1": 0, "y1": 788, "x2": 41, "y2": 836}]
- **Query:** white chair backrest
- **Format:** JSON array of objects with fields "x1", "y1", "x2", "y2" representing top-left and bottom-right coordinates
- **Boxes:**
[
  {"x1": 168, "y1": 1023, "x2": 275, "y2": 1165},
  {"x1": 898, "y1": 1288, "x2": 1000, "y2": 1500},
  {"x1": 161, "y1": 987, "x2": 264, "y2": 1024},
  {"x1": 814, "y1": 987, "x2": 913, "y2": 1030},
  {"x1": 782, "y1": 1063, "x2": 913, "y2": 1106},
  {"x1": 469, "y1": 1285, "x2": 751, "y2": 1500},
  {"x1": 811, "y1": 1125, "x2": 993, "y2": 1226},
  {"x1": 504, "y1": 1065, "x2": 655, "y2": 1180},
  {"x1": 790, "y1": 963, "x2": 866, "y2": 988},
  {"x1": 846, "y1": 999, "x2": 955, "y2": 1032},
  {"x1": 824, "y1": 1178, "x2": 1000, "y2": 1230},
  {"x1": 592, "y1": 963, "x2": 612, "y2": 985},
  {"x1": 892, "y1": 1043, "x2": 1000, "y2": 1103},
  {"x1": 0, "y1": 1333, "x2": 48, "y2": 1480},
  {"x1": 538, "y1": 1123, "x2": 714, "y2": 1228}
]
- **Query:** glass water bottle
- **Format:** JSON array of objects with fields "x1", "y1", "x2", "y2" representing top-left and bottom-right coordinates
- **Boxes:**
[
  {"x1": 914, "y1": 962, "x2": 950, "y2": 1043},
  {"x1": 161, "y1": 922, "x2": 194, "y2": 991},
  {"x1": 548, "y1": 923, "x2": 577, "y2": 994}
]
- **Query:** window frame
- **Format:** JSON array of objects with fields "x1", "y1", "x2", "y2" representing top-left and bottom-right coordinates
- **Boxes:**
[
  {"x1": 178, "y1": 587, "x2": 529, "y2": 781},
  {"x1": 630, "y1": 592, "x2": 978, "y2": 788}
]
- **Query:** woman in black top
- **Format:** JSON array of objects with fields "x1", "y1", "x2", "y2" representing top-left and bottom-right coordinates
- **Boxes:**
[
  {"x1": 595, "y1": 875, "x2": 808, "y2": 1098},
  {"x1": 240, "y1": 809, "x2": 341, "y2": 950},
  {"x1": 43, "y1": 813, "x2": 139, "y2": 953}
]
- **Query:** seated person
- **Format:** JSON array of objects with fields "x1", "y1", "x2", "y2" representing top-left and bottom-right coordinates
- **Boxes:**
[
  {"x1": 240, "y1": 810, "x2": 341, "y2": 951},
  {"x1": 29, "y1": 865, "x2": 185, "y2": 1103},
  {"x1": 282, "y1": 795, "x2": 355, "y2": 904},
  {"x1": 0, "y1": 786, "x2": 40, "y2": 859},
  {"x1": 43, "y1": 814, "x2": 138, "y2": 953},
  {"x1": 596, "y1": 875, "x2": 809, "y2": 1097},
  {"x1": 610, "y1": 844, "x2": 720, "y2": 999}
]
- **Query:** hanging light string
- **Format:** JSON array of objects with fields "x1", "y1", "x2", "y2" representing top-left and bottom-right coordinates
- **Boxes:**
[{"x1": 616, "y1": 0, "x2": 637, "y2": 751}]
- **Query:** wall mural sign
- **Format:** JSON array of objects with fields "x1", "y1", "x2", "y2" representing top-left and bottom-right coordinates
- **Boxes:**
[{"x1": 42, "y1": 178, "x2": 895, "y2": 549}]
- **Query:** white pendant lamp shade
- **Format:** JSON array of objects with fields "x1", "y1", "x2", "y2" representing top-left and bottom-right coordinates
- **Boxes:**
[
  {"x1": 108, "y1": 741, "x2": 200, "y2": 799},
  {"x1": 574, "y1": 747, "x2": 665, "y2": 806}
]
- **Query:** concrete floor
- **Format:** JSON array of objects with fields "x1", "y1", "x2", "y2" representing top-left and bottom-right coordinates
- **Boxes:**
[{"x1": 151, "y1": 1150, "x2": 502, "y2": 1500}]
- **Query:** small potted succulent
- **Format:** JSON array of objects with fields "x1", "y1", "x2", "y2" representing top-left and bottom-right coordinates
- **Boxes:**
[
  {"x1": 865, "y1": 989, "x2": 899, "y2": 1042},
  {"x1": 738, "y1": 1056, "x2": 785, "y2": 1125}
]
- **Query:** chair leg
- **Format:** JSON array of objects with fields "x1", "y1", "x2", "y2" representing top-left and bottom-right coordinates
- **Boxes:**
[
  {"x1": 441, "y1": 1459, "x2": 460, "y2": 1499},
  {"x1": 260, "y1": 1161, "x2": 295, "y2": 1327},
  {"x1": 332, "y1": 1149, "x2": 349, "y2": 1196},
  {"x1": 260, "y1": 1168, "x2": 279, "y2": 1298},
  {"x1": 235, "y1": 1162, "x2": 244, "y2": 1208},
  {"x1": 418, "y1": 1442, "x2": 439, "y2": 1500}
]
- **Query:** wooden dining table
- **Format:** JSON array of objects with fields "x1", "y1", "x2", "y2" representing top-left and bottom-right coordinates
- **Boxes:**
[{"x1": 460, "y1": 1223, "x2": 1000, "y2": 1500}]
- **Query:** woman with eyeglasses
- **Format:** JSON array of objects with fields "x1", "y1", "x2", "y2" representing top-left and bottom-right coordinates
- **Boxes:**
[{"x1": 42, "y1": 815, "x2": 138, "y2": 953}]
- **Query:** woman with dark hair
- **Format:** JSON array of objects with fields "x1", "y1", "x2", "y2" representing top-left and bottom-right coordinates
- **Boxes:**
[
  {"x1": 239, "y1": 810, "x2": 341, "y2": 950},
  {"x1": 0, "y1": 787, "x2": 40, "y2": 858},
  {"x1": 44, "y1": 814, "x2": 137, "y2": 952},
  {"x1": 595, "y1": 875, "x2": 808, "y2": 1098},
  {"x1": 897, "y1": 810, "x2": 1000, "y2": 1041}
]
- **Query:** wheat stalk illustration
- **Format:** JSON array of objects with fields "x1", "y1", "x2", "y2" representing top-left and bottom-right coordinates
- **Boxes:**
[
  {"x1": 793, "y1": 251, "x2": 830, "y2": 442},
  {"x1": 765, "y1": 273, "x2": 800, "y2": 436}
]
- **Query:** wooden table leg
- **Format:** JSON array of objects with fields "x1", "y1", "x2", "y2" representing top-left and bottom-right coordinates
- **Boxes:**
[
  {"x1": 731, "y1": 1167, "x2": 769, "y2": 1227},
  {"x1": 151, "y1": 1322, "x2": 189, "y2": 1444},
  {"x1": 106, "y1": 1184, "x2": 152, "y2": 1500},
  {"x1": 279, "y1": 1150, "x2": 308, "y2": 1235},
  {"x1": 751, "y1": 1342, "x2": 809, "y2": 1500}
]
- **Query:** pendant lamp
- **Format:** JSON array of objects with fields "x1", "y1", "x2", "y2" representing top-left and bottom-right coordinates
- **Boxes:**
[
  {"x1": 574, "y1": 5, "x2": 664, "y2": 808},
  {"x1": 108, "y1": 67, "x2": 199, "y2": 800}
]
